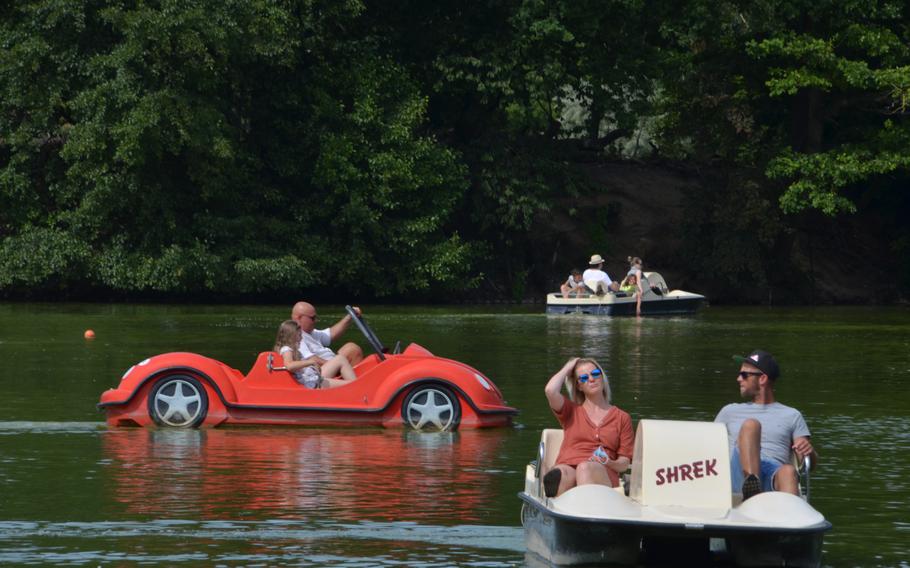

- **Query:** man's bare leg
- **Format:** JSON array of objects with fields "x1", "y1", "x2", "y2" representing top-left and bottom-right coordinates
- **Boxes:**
[
  {"x1": 737, "y1": 418, "x2": 762, "y2": 476},
  {"x1": 338, "y1": 342, "x2": 364, "y2": 365},
  {"x1": 737, "y1": 418, "x2": 763, "y2": 499},
  {"x1": 773, "y1": 464, "x2": 800, "y2": 495}
]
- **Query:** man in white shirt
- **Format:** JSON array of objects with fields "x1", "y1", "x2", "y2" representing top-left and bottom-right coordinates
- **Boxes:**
[
  {"x1": 291, "y1": 302, "x2": 365, "y2": 368},
  {"x1": 582, "y1": 254, "x2": 619, "y2": 293}
]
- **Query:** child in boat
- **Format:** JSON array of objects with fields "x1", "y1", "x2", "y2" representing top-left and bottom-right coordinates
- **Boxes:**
[
  {"x1": 542, "y1": 357, "x2": 635, "y2": 497},
  {"x1": 626, "y1": 256, "x2": 648, "y2": 316},
  {"x1": 273, "y1": 320, "x2": 357, "y2": 389},
  {"x1": 560, "y1": 269, "x2": 585, "y2": 298},
  {"x1": 619, "y1": 273, "x2": 638, "y2": 295}
]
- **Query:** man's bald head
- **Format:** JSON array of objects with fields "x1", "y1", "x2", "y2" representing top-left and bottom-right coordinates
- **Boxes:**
[{"x1": 292, "y1": 301, "x2": 318, "y2": 332}]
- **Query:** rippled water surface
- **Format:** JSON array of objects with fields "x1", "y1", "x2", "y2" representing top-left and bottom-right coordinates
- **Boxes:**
[{"x1": 0, "y1": 303, "x2": 908, "y2": 566}]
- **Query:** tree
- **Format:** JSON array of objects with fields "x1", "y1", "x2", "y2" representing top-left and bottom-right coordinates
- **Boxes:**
[
  {"x1": 0, "y1": 0, "x2": 474, "y2": 298},
  {"x1": 653, "y1": 0, "x2": 910, "y2": 295}
]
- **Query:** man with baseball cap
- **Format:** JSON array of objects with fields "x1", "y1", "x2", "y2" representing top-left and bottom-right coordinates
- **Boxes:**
[{"x1": 715, "y1": 349, "x2": 817, "y2": 500}]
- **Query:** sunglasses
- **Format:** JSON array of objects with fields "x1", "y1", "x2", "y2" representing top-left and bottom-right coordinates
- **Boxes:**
[
  {"x1": 738, "y1": 371, "x2": 763, "y2": 379},
  {"x1": 578, "y1": 369, "x2": 603, "y2": 383}
]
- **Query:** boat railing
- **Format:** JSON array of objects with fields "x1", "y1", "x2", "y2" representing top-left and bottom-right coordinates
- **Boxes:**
[{"x1": 797, "y1": 454, "x2": 812, "y2": 501}]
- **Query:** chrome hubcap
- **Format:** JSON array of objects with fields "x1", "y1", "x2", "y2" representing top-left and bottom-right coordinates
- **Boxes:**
[
  {"x1": 406, "y1": 389, "x2": 455, "y2": 430},
  {"x1": 154, "y1": 379, "x2": 202, "y2": 427}
]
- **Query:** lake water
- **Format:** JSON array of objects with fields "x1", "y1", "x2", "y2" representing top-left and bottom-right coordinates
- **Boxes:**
[{"x1": 0, "y1": 303, "x2": 907, "y2": 566}]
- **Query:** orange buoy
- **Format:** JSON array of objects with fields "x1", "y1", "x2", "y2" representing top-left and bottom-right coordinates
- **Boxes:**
[{"x1": 84, "y1": 329, "x2": 96, "y2": 339}]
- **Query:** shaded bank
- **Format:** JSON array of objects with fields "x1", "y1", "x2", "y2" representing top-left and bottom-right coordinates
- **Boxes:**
[
  {"x1": 2, "y1": 158, "x2": 907, "y2": 306},
  {"x1": 515, "y1": 160, "x2": 909, "y2": 306}
]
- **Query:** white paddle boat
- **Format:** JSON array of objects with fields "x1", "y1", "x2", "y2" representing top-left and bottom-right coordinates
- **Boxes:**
[
  {"x1": 546, "y1": 272, "x2": 705, "y2": 316},
  {"x1": 519, "y1": 420, "x2": 831, "y2": 566}
]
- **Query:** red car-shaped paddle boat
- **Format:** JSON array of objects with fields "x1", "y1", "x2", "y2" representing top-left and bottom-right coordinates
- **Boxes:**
[{"x1": 98, "y1": 307, "x2": 517, "y2": 431}]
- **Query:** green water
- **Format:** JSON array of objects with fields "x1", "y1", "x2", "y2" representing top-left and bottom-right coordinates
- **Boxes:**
[{"x1": 0, "y1": 303, "x2": 907, "y2": 566}]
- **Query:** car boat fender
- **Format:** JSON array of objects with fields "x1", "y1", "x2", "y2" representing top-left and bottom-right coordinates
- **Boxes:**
[
  {"x1": 369, "y1": 358, "x2": 468, "y2": 406},
  {"x1": 102, "y1": 352, "x2": 240, "y2": 407}
]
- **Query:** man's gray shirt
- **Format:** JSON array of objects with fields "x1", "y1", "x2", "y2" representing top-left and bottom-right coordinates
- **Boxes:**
[{"x1": 715, "y1": 402, "x2": 811, "y2": 465}]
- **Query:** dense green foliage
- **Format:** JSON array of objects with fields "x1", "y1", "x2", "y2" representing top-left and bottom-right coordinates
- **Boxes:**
[
  {"x1": 1, "y1": 1, "x2": 908, "y2": 300},
  {"x1": 656, "y1": 0, "x2": 910, "y2": 291}
]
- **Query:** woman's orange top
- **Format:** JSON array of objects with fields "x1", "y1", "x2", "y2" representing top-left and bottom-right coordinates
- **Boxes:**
[{"x1": 552, "y1": 398, "x2": 635, "y2": 487}]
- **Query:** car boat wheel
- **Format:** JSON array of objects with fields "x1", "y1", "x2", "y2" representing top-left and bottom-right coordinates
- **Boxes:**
[
  {"x1": 402, "y1": 385, "x2": 461, "y2": 431},
  {"x1": 148, "y1": 375, "x2": 208, "y2": 428}
]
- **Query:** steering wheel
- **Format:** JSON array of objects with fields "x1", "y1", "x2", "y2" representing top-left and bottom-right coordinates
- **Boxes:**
[{"x1": 345, "y1": 305, "x2": 386, "y2": 361}]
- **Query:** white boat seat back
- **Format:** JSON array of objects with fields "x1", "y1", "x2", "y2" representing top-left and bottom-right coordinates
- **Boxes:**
[
  {"x1": 584, "y1": 279, "x2": 608, "y2": 295},
  {"x1": 541, "y1": 428, "x2": 564, "y2": 473},
  {"x1": 630, "y1": 419, "x2": 732, "y2": 511},
  {"x1": 643, "y1": 272, "x2": 669, "y2": 294}
]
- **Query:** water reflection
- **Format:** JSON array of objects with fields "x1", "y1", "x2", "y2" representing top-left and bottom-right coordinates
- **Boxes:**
[
  {"x1": 0, "y1": 519, "x2": 524, "y2": 566},
  {"x1": 102, "y1": 428, "x2": 509, "y2": 523}
]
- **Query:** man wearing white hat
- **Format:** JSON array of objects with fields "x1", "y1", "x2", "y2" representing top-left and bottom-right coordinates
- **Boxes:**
[{"x1": 582, "y1": 254, "x2": 619, "y2": 294}]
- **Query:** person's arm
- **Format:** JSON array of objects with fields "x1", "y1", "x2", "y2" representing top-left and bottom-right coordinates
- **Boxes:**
[
  {"x1": 608, "y1": 412, "x2": 635, "y2": 473},
  {"x1": 545, "y1": 358, "x2": 578, "y2": 412},
  {"x1": 281, "y1": 349, "x2": 324, "y2": 372},
  {"x1": 607, "y1": 455, "x2": 631, "y2": 474},
  {"x1": 791, "y1": 412, "x2": 816, "y2": 470},
  {"x1": 328, "y1": 306, "x2": 362, "y2": 342},
  {"x1": 792, "y1": 436, "x2": 818, "y2": 470},
  {"x1": 295, "y1": 338, "x2": 329, "y2": 367}
]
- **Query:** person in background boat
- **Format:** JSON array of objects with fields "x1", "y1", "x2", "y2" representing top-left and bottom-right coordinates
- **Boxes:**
[
  {"x1": 582, "y1": 254, "x2": 620, "y2": 294},
  {"x1": 560, "y1": 269, "x2": 586, "y2": 298},
  {"x1": 625, "y1": 256, "x2": 649, "y2": 316},
  {"x1": 543, "y1": 357, "x2": 634, "y2": 498},
  {"x1": 292, "y1": 301, "x2": 365, "y2": 369},
  {"x1": 273, "y1": 320, "x2": 357, "y2": 388},
  {"x1": 715, "y1": 350, "x2": 817, "y2": 501},
  {"x1": 619, "y1": 273, "x2": 638, "y2": 295}
]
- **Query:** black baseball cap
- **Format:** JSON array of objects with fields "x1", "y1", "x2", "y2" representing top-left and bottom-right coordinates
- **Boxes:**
[{"x1": 733, "y1": 349, "x2": 780, "y2": 380}]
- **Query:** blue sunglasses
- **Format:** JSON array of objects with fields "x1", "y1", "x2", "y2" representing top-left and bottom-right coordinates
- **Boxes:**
[{"x1": 578, "y1": 368, "x2": 604, "y2": 383}]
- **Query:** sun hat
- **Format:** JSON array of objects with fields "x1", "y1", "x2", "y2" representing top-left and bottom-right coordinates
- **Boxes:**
[
  {"x1": 589, "y1": 254, "x2": 604, "y2": 265},
  {"x1": 733, "y1": 350, "x2": 780, "y2": 380}
]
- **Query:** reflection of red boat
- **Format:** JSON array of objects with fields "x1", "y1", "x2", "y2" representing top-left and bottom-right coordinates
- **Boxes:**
[
  {"x1": 102, "y1": 428, "x2": 508, "y2": 522},
  {"x1": 98, "y1": 307, "x2": 516, "y2": 431}
]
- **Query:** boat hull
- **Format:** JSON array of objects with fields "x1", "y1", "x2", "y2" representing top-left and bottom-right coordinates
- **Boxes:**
[
  {"x1": 519, "y1": 493, "x2": 828, "y2": 567},
  {"x1": 546, "y1": 271, "x2": 706, "y2": 316},
  {"x1": 521, "y1": 495, "x2": 641, "y2": 565},
  {"x1": 545, "y1": 295, "x2": 704, "y2": 316}
]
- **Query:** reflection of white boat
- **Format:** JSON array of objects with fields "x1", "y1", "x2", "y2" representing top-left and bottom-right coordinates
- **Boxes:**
[
  {"x1": 546, "y1": 272, "x2": 705, "y2": 315},
  {"x1": 519, "y1": 420, "x2": 831, "y2": 567}
]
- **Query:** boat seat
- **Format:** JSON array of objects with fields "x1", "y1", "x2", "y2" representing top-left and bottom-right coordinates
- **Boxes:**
[
  {"x1": 536, "y1": 428, "x2": 626, "y2": 496},
  {"x1": 540, "y1": 428, "x2": 564, "y2": 475},
  {"x1": 584, "y1": 279, "x2": 609, "y2": 296}
]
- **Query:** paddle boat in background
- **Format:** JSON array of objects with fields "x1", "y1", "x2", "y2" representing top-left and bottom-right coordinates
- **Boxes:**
[
  {"x1": 520, "y1": 420, "x2": 831, "y2": 567},
  {"x1": 546, "y1": 272, "x2": 705, "y2": 315},
  {"x1": 98, "y1": 306, "x2": 517, "y2": 431}
]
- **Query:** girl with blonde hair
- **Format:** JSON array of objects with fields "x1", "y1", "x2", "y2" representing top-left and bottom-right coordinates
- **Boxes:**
[{"x1": 273, "y1": 320, "x2": 357, "y2": 389}]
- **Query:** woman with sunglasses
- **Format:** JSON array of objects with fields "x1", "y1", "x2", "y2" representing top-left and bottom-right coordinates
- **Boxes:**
[{"x1": 543, "y1": 357, "x2": 634, "y2": 498}]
